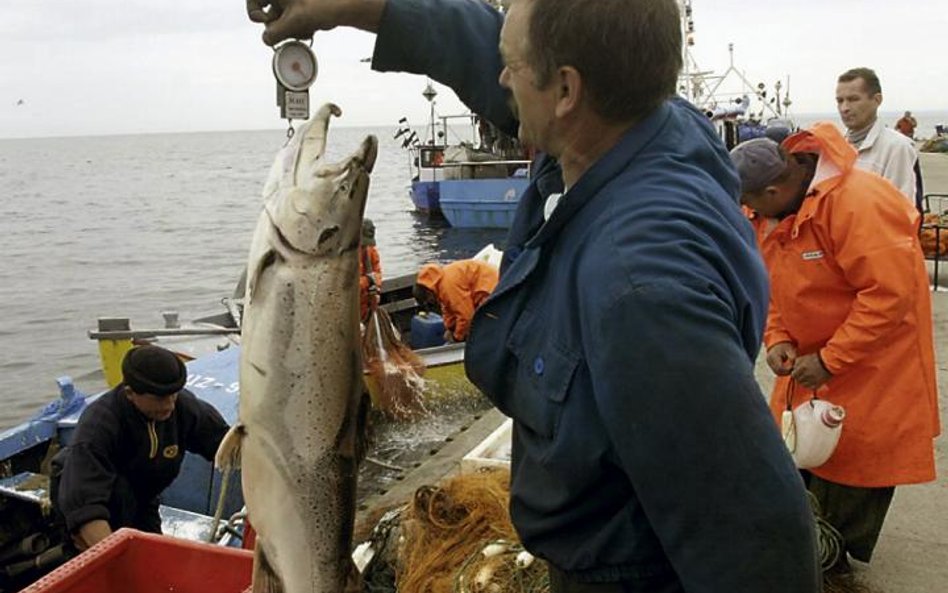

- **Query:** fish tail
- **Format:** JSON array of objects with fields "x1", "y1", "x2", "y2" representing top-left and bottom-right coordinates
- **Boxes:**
[{"x1": 252, "y1": 542, "x2": 284, "y2": 593}]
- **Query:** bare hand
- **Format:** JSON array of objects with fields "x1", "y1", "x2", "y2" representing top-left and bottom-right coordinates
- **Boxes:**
[
  {"x1": 790, "y1": 353, "x2": 832, "y2": 390},
  {"x1": 246, "y1": 0, "x2": 385, "y2": 46},
  {"x1": 74, "y1": 519, "x2": 113, "y2": 551},
  {"x1": 766, "y1": 342, "x2": 797, "y2": 376},
  {"x1": 246, "y1": 0, "x2": 281, "y2": 24}
]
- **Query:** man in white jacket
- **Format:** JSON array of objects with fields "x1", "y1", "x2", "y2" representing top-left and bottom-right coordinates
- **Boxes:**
[{"x1": 836, "y1": 67, "x2": 922, "y2": 210}]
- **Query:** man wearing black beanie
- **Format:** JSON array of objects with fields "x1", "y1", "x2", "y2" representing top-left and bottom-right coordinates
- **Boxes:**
[{"x1": 51, "y1": 345, "x2": 229, "y2": 552}]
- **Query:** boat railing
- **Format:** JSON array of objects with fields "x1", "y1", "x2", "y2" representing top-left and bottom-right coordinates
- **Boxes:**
[
  {"x1": 439, "y1": 160, "x2": 531, "y2": 168},
  {"x1": 88, "y1": 317, "x2": 239, "y2": 387},
  {"x1": 88, "y1": 327, "x2": 238, "y2": 340}
]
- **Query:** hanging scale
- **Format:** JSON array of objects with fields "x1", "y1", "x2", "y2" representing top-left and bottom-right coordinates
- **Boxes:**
[{"x1": 272, "y1": 39, "x2": 318, "y2": 139}]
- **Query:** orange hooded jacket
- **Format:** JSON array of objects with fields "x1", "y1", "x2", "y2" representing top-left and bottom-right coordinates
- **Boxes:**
[
  {"x1": 416, "y1": 260, "x2": 499, "y2": 341},
  {"x1": 751, "y1": 122, "x2": 939, "y2": 487}
]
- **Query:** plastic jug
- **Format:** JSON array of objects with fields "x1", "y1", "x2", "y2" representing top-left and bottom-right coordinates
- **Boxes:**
[
  {"x1": 782, "y1": 399, "x2": 845, "y2": 469},
  {"x1": 411, "y1": 312, "x2": 446, "y2": 349}
]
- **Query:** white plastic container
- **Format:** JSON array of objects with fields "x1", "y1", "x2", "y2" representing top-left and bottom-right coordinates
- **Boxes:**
[
  {"x1": 783, "y1": 399, "x2": 845, "y2": 469},
  {"x1": 461, "y1": 418, "x2": 512, "y2": 473}
]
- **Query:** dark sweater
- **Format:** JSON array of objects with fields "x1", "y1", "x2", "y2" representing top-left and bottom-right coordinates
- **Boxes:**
[{"x1": 55, "y1": 385, "x2": 228, "y2": 531}]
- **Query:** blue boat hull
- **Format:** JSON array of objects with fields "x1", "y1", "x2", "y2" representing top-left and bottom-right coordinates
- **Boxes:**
[
  {"x1": 439, "y1": 178, "x2": 529, "y2": 229},
  {"x1": 410, "y1": 181, "x2": 441, "y2": 214}
]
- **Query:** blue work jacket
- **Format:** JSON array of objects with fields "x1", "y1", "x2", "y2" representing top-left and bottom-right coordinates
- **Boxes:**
[{"x1": 375, "y1": 1, "x2": 819, "y2": 590}]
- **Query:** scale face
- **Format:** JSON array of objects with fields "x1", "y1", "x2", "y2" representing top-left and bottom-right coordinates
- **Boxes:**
[
  {"x1": 273, "y1": 40, "x2": 318, "y2": 91},
  {"x1": 273, "y1": 40, "x2": 318, "y2": 122}
]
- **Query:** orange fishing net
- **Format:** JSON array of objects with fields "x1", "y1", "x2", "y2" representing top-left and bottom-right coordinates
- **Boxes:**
[
  {"x1": 395, "y1": 468, "x2": 548, "y2": 593},
  {"x1": 362, "y1": 307, "x2": 427, "y2": 419},
  {"x1": 920, "y1": 214, "x2": 948, "y2": 258}
]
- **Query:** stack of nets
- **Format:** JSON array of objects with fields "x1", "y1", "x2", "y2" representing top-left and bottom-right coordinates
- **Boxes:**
[
  {"x1": 394, "y1": 468, "x2": 547, "y2": 593},
  {"x1": 920, "y1": 213, "x2": 948, "y2": 258}
]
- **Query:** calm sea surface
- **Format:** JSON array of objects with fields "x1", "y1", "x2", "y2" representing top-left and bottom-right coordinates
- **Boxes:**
[{"x1": 0, "y1": 126, "x2": 506, "y2": 430}]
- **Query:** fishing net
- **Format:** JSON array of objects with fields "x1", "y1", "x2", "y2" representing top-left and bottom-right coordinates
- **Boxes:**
[
  {"x1": 919, "y1": 137, "x2": 948, "y2": 154},
  {"x1": 366, "y1": 469, "x2": 874, "y2": 593},
  {"x1": 453, "y1": 540, "x2": 549, "y2": 593},
  {"x1": 362, "y1": 306, "x2": 428, "y2": 419},
  {"x1": 920, "y1": 213, "x2": 948, "y2": 258},
  {"x1": 392, "y1": 468, "x2": 547, "y2": 593}
]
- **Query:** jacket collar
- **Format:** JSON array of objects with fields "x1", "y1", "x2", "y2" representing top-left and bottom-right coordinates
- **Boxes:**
[
  {"x1": 526, "y1": 101, "x2": 673, "y2": 248},
  {"x1": 856, "y1": 118, "x2": 885, "y2": 153}
]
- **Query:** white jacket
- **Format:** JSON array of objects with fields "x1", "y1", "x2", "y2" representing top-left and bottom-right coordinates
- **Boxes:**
[{"x1": 852, "y1": 119, "x2": 918, "y2": 203}]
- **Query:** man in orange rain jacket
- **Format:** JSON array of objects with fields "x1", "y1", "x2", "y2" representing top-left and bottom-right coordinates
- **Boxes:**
[
  {"x1": 359, "y1": 218, "x2": 382, "y2": 322},
  {"x1": 414, "y1": 260, "x2": 498, "y2": 342},
  {"x1": 730, "y1": 125, "x2": 940, "y2": 570}
]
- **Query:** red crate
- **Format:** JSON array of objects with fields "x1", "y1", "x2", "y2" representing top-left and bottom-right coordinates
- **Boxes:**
[{"x1": 21, "y1": 529, "x2": 253, "y2": 593}]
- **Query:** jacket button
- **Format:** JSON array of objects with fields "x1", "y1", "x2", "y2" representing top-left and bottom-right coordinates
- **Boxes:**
[{"x1": 533, "y1": 356, "x2": 545, "y2": 375}]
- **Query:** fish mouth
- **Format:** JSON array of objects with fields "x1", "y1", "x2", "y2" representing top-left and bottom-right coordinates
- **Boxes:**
[{"x1": 356, "y1": 135, "x2": 378, "y2": 174}]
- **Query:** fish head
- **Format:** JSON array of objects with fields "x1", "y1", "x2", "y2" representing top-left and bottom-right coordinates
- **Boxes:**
[{"x1": 264, "y1": 103, "x2": 379, "y2": 257}]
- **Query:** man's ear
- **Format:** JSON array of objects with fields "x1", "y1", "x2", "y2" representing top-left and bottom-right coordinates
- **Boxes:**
[{"x1": 554, "y1": 66, "x2": 583, "y2": 118}]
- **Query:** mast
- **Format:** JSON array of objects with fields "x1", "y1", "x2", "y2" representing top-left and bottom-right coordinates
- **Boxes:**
[{"x1": 677, "y1": 1, "x2": 792, "y2": 122}]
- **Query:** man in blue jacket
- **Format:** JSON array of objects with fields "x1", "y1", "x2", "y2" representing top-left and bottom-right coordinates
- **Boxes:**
[{"x1": 247, "y1": 0, "x2": 820, "y2": 590}]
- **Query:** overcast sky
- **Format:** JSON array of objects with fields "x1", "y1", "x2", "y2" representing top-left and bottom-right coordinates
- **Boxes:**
[{"x1": 1, "y1": 0, "x2": 945, "y2": 139}]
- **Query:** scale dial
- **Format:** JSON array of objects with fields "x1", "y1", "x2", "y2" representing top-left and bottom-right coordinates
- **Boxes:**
[{"x1": 272, "y1": 40, "x2": 318, "y2": 92}]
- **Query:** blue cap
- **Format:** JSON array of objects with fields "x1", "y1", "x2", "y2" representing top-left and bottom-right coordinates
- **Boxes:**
[{"x1": 729, "y1": 138, "x2": 787, "y2": 193}]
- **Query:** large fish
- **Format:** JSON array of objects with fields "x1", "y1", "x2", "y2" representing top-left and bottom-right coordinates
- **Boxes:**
[{"x1": 216, "y1": 103, "x2": 377, "y2": 593}]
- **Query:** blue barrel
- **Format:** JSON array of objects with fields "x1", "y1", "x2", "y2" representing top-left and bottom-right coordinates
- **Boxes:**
[{"x1": 411, "y1": 312, "x2": 446, "y2": 349}]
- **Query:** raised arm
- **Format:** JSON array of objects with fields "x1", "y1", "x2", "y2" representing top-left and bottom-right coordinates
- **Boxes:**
[
  {"x1": 372, "y1": 0, "x2": 516, "y2": 136},
  {"x1": 247, "y1": 0, "x2": 517, "y2": 136}
]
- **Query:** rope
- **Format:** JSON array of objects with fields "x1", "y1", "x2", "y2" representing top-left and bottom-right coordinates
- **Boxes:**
[
  {"x1": 807, "y1": 491, "x2": 845, "y2": 571},
  {"x1": 207, "y1": 467, "x2": 232, "y2": 543}
]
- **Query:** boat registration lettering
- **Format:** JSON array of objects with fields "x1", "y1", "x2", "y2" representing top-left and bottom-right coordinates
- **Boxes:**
[{"x1": 185, "y1": 374, "x2": 240, "y2": 393}]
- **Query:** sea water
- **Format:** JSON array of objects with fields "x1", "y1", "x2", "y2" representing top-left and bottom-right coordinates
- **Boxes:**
[{"x1": 0, "y1": 127, "x2": 506, "y2": 430}]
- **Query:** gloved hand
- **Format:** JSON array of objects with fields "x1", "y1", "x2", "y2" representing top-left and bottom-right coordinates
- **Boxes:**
[{"x1": 367, "y1": 276, "x2": 380, "y2": 296}]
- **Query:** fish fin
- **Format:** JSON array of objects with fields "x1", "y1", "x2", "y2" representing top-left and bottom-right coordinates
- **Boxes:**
[
  {"x1": 214, "y1": 424, "x2": 245, "y2": 471},
  {"x1": 247, "y1": 249, "x2": 277, "y2": 304},
  {"x1": 338, "y1": 391, "x2": 371, "y2": 462},
  {"x1": 252, "y1": 542, "x2": 284, "y2": 593}
]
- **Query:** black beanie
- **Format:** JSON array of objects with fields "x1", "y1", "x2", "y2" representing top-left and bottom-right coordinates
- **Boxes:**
[{"x1": 121, "y1": 345, "x2": 187, "y2": 396}]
